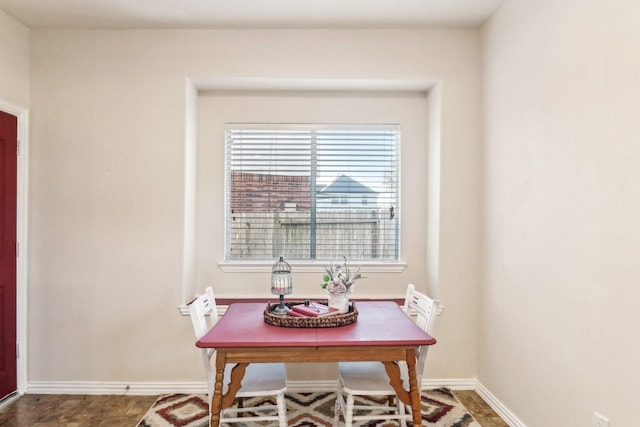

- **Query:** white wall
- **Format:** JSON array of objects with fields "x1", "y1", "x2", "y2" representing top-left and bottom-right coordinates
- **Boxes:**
[
  {"x1": 196, "y1": 92, "x2": 429, "y2": 296},
  {"x1": 27, "y1": 29, "x2": 482, "y2": 384},
  {"x1": 0, "y1": 9, "x2": 29, "y2": 107},
  {"x1": 480, "y1": 0, "x2": 640, "y2": 425}
]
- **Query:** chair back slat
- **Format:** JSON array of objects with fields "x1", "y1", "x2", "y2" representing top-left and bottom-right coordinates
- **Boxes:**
[
  {"x1": 403, "y1": 284, "x2": 440, "y2": 385},
  {"x1": 188, "y1": 287, "x2": 219, "y2": 383},
  {"x1": 189, "y1": 287, "x2": 217, "y2": 339}
]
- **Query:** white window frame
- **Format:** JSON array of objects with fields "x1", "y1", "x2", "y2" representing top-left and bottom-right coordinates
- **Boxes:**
[{"x1": 223, "y1": 123, "x2": 403, "y2": 269}]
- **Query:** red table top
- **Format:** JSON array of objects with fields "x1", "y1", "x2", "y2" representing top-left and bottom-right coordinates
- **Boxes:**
[{"x1": 196, "y1": 301, "x2": 436, "y2": 349}]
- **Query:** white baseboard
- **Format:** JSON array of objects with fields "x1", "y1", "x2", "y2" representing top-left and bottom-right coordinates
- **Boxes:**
[
  {"x1": 422, "y1": 377, "x2": 478, "y2": 390},
  {"x1": 475, "y1": 381, "x2": 525, "y2": 427},
  {"x1": 0, "y1": 392, "x2": 20, "y2": 410},
  {"x1": 285, "y1": 380, "x2": 339, "y2": 392},
  {"x1": 26, "y1": 378, "x2": 525, "y2": 426},
  {"x1": 27, "y1": 380, "x2": 341, "y2": 395},
  {"x1": 26, "y1": 381, "x2": 208, "y2": 396}
]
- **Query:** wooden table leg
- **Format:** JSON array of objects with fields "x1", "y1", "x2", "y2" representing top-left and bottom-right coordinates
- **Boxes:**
[
  {"x1": 210, "y1": 351, "x2": 226, "y2": 427},
  {"x1": 210, "y1": 350, "x2": 249, "y2": 427},
  {"x1": 405, "y1": 349, "x2": 422, "y2": 427},
  {"x1": 222, "y1": 363, "x2": 248, "y2": 408},
  {"x1": 382, "y1": 352, "x2": 423, "y2": 427},
  {"x1": 382, "y1": 361, "x2": 410, "y2": 405}
]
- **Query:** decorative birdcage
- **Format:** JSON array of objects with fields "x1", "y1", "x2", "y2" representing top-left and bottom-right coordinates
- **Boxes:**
[{"x1": 271, "y1": 256, "x2": 292, "y2": 314}]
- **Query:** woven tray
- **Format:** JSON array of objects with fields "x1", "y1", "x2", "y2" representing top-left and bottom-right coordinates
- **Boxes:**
[{"x1": 264, "y1": 300, "x2": 358, "y2": 328}]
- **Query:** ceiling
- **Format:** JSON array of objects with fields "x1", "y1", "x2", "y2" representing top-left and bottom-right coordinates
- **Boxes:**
[{"x1": 0, "y1": 0, "x2": 503, "y2": 30}]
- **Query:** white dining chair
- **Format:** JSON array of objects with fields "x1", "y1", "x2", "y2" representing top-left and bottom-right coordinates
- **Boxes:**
[
  {"x1": 188, "y1": 287, "x2": 288, "y2": 426},
  {"x1": 334, "y1": 284, "x2": 441, "y2": 427}
]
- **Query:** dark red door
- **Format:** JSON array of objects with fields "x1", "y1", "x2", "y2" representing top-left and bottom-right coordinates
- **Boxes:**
[{"x1": 0, "y1": 110, "x2": 17, "y2": 400}]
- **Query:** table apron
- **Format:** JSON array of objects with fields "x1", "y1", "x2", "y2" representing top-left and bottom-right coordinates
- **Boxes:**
[{"x1": 217, "y1": 345, "x2": 417, "y2": 363}]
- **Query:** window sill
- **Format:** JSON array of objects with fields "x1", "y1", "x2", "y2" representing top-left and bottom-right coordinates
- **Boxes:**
[{"x1": 217, "y1": 260, "x2": 407, "y2": 273}]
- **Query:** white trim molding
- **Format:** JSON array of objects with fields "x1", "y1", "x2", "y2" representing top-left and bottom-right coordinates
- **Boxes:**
[
  {"x1": 0, "y1": 392, "x2": 19, "y2": 410},
  {"x1": 26, "y1": 379, "x2": 454, "y2": 395},
  {"x1": 27, "y1": 381, "x2": 208, "y2": 396},
  {"x1": 24, "y1": 378, "x2": 525, "y2": 426},
  {"x1": 0, "y1": 99, "x2": 29, "y2": 396},
  {"x1": 422, "y1": 377, "x2": 477, "y2": 390},
  {"x1": 475, "y1": 381, "x2": 526, "y2": 427},
  {"x1": 285, "y1": 380, "x2": 339, "y2": 392}
]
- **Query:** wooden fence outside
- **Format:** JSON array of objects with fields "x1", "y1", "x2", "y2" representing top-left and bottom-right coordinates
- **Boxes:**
[{"x1": 228, "y1": 209, "x2": 397, "y2": 260}]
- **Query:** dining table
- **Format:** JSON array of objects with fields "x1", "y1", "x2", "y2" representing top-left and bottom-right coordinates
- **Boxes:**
[{"x1": 196, "y1": 300, "x2": 436, "y2": 426}]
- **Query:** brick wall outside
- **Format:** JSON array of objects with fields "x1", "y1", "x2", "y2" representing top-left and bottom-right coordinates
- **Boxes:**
[{"x1": 230, "y1": 172, "x2": 311, "y2": 212}]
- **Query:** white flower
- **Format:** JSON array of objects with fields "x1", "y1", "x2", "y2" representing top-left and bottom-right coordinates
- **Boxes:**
[{"x1": 321, "y1": 256, "x2": 364, "y2": 295}]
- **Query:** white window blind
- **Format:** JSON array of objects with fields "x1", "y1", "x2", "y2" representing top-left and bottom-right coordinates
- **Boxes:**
[{"x1": 225, "y1": 124, "x2": 400, "y2": 261}]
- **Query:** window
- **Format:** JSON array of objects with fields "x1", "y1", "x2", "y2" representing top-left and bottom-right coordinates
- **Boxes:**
[{"x1": 225, "y1": 124, "x2": 400, "y2": 261}]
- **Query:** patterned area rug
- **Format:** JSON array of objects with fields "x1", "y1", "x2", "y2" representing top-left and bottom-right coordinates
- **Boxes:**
[{"x1": 137, "y1": 388, "x2": 479, "y2": 426}]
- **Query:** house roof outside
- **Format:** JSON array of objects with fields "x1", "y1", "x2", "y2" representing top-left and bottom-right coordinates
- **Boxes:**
[{"x1": 319, "y1": 175, "x2": 377, "y2": 195}]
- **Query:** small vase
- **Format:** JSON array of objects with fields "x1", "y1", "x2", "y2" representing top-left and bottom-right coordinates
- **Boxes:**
[{"x1": 328, "y1": 292, "x2": 350, "y2": 314}]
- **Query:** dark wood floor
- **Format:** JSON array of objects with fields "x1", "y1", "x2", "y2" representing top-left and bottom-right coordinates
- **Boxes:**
[
  {"x1": 0, "y1": 394, "x2": 157, "y2": 427},
  {"x1": 0, "y1": 390, "x2": 508, "y2": 426},
  {"x1": 452, "y1": 390, "x2": 509, "y2": 427}
]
